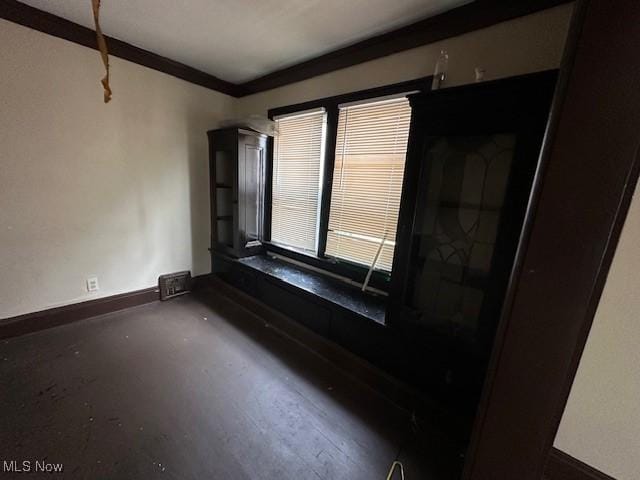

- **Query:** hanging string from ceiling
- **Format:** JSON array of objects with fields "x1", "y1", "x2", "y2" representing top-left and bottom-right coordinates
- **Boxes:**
[{"x1": 91, "y1": 0, "x2": 112, "y2": 103}]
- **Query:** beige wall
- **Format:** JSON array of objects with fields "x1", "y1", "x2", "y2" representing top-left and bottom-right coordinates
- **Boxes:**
[
  {"x1": 235, "y1": 3, "x2": 573, "y2": 117},
  {"x1": 0, "y1": 19, "x2": 235, "y2": 319},
  {"x1": 0, "y1": 5, "x2": 573, "y2": 320},
  {"x1": 554, "y1": 176, "x2": 640, "y2": 479}
]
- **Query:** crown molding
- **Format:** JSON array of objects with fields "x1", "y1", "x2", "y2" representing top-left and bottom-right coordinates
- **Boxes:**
[
  {"x1": 1, "y1": 0, "x2": 572, "y2": 98},
  {"x1": 0, "y1": 0, "x2": 246, "y2": 97},
  {"x1": 238, "y1": 0, "x2": 573, "y2": 95}
]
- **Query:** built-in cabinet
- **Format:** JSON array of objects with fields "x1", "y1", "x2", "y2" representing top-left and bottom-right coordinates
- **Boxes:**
[
  {"x1": 389, "y1": 72, "x2": 557, "y2": 366},
  {"x1": 208, "y1": 127, "x2": 267, "y2": 258},
  {"x1": 208, "y1": 72, "x2": 557, "y2": 420}
]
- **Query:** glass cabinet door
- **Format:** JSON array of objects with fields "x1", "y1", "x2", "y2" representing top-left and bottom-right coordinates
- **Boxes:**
[
  {"x1": 385, "y1": 73, "x2": 556, "y2": 419},
  {"x1": 239, "y1": 144, "x2": 264, "y2": 247},
  {"x1": 405, "y1": 134, "x2": 516, "y2": 344},
  {"x1": 237, "y1": 130, "x2": 267, "y2": 253}
]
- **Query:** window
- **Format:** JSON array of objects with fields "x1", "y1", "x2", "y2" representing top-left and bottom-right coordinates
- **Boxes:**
[
  {"x1": 271, "y1": 109, "x2": 326, "y2": 253},
  {"x1": 326, "y1": 97, "x2": 411, "y2": 271},
  {"x1": 267, "y1": 78, "x2": 428, "y2": 285}
]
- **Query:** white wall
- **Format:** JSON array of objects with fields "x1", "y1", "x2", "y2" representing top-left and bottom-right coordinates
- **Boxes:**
[
  {"x1": 235, "y1": 3, "x2": 573, "y2": 117},
  {"x1": 553, "y1": 176, "x2": 640, "y2": 479},
  {"x1": 0, "y1": 19, "x2": 235, "y2": 319}
]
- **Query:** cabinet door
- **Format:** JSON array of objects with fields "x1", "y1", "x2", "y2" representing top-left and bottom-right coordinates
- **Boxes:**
[
  {"x1": 402, "y1": 134, "x2": 517, "y2": 345},
  {"x1": 388, "y1": 72, "x2": 557, "y2": 357},
  {"x1": 237, "y1": 130, "x2": 267, "y2": 255}
]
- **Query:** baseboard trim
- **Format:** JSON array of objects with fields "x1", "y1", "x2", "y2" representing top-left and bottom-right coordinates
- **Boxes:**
[
  {"x1": 0, "y1": 274, "x2": 214, "y2": 340},
  {"x1": 0, "y1": 287, "x2": 159, "y2": 340},
  {"x1": 191, "y1": 273, "x2": 214, "y2": 291},
  {"x1": 545, "y1": 448, "x2": 617, "y2": 480}
]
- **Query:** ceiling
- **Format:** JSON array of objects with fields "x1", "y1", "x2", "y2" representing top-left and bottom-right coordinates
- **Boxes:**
[{"x1": 19, "y1": 0, "x2": 471, "y2": 84}]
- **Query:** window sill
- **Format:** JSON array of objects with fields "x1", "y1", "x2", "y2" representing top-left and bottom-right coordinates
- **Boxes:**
[
  {"x1": 263, "y1": 242, "x2": 391, "y2": 293},
  {"x1": 237, "y1": 254, "x2": 387, "y2": 325}
]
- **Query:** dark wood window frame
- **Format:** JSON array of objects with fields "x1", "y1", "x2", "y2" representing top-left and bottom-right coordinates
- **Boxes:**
[{"x1": 265, "y1": 77, "x2": 433, "y2": 291}]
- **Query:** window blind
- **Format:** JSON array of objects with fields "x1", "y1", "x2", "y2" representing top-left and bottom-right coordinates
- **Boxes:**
[
  {"x1": 326, "y1": 97, "x2": 411, "y2": 271},
  {"x1": 271, "y1": 109, "x2": 326, "y2": 253}
]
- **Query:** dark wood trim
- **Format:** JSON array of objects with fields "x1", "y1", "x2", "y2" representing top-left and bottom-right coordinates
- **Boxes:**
[
  {"x1": 1, "y1": 0, "x2": 571, "y2": 98},
  {"x1": 545, "y1": 448, "x2": 616, "y2": 480},
  {"x1": 0, "y1": 287, "x2": 159, "y2": 340},
  {"x1": 0, "y1": 0, "x2": 244, "y2": 97},
  {"x1": 268, "y1": 76, "x2": 432, "y2": 119},
  {"x1": 317, "y1": 105, "x2": 339, "y2": 257},
  {"x1": 464, "y1": 0, "x2": 640, "y2": 478},
  {"x1": 265, "y1": 77, "x2": 432, "y2": 290},
  {"x1": 240, "y1": 0, "x2": 572, "y2": 95},
  {"x1": 263, "y1": 135, "x2": 274, "y2": 242},
  {"x1": 191, "y1": 273, "x2": 214, "y2": 291}
]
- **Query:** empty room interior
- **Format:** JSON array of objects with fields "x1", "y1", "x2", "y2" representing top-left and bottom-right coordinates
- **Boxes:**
[{"x1": 1, "y1": 0, "x2": 639, "y2": 479}]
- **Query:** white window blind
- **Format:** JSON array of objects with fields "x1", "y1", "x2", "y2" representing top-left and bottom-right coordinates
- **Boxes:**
[
  {"x1": 271, "y1": 109, "x2": 326, "y2": 253},
  {"x1": 326, "y1": 97, "x2": 411, "y2": 271}
]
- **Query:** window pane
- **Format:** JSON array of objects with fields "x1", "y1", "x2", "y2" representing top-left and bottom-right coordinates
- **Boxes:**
[
  {"x1": 272, "y1": 110, "x2": 326, "y2": 253},
  {"x1": 326, "y1": 97, "x2": 411, "y2": 271}
]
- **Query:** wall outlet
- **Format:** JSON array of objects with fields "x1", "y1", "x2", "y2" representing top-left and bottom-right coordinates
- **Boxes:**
[{"x1": 86, "y1": 276, "x2": 99, "y2": 292}]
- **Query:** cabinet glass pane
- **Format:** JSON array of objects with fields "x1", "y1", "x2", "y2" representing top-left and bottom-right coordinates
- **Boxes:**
[
  {"x1": 240, "y1": 144, "x2": 263, "y2": 245},
  {"x1": 407, "y1": 134, "x2": 516, "y2": 342},
  {"x1": 216, "y1": 219, "x2": 233, "y2": 247},
  {"x1": 215, "y1": 151, "x2": 233, "y2": 186},
  {"x1": 216, "y1": 188, "x2": 233, "y2": 217}
]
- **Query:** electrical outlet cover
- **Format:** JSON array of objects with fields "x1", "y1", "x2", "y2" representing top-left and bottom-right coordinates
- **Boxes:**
[{"x1": 86, "y1": 276, "x2": 99, "y2": 292}]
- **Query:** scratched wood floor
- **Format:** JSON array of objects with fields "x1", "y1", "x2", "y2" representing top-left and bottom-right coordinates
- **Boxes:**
[{"x1": 0, "y1": 291, "x2": 462, "y2": 479}]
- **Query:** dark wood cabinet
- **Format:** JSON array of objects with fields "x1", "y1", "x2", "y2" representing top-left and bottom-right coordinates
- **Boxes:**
[
  {"x1": 208, "y1": 127, "x2": 268, "y2": 258},
  {"x1": 388, "y1": 71, "x2": 557, "y2": 364},
  {"x1": 210, "y1": 73, "x2": 557, "y2": 425}
]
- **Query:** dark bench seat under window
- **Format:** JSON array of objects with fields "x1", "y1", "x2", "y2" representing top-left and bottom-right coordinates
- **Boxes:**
[{"x1": 236, "y1": 254, "x2": 387, "y2": 324}]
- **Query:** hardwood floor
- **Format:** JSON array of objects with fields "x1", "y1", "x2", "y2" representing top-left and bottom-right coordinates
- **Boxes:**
[{"x1": 0, "y1": 290, "x2": 462, "y2": 479}]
